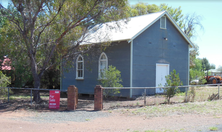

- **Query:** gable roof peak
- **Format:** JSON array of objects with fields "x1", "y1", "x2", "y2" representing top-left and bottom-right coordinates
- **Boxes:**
[{"x1": 81, "y1": 10, "x2": 193, "y2": 47}]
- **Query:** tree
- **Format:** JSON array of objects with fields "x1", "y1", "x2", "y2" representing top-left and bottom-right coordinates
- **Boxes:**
[
  {"x1": 99, "y1": 65, "x2": 123, "y2": 97},
  {"x1": 217, "y1": 65, "x2": 222, "y2": 74},
  {"x1": 164, "y1": 69, "x2": 183, "y2": 104},
  {"x1": 189, "y1": 58, "x2": 206, "y2": 84},
  {"x1": 130, "y1": 2, "x2": 148, "y2": 16},
  {"x1": 0, "y1": 0, "x2": 129, "y2": 103},
  {"x1": 202, "y1": 58, "x2": 215, "y2": 77},
  {"x1": 159, "y1": 3, "x2": 184, "y2": 27},
  {"x1": 183, "y1": 13, "x2": 204, "y2": 39},
  {"x1": 130, "y1": 3, "x2": 159, "y2": 16}
]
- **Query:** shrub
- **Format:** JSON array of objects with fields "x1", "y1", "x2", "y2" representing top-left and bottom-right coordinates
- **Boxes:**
[
  {"x1": 100, "y1": 65, "x2": 123, "y2": 97},
  {"x1": 185, "y1": 86, "x2": 196, "y2": 102},
  {"x1": 165, "y1": 69, "x2": 183, "y2": 104},
  {"x1": 0, "y1": 71, "x2": 11, "y2": 97}
]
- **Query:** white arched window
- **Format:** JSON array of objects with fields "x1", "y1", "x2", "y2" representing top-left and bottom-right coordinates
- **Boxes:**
[
  {"x1": 98, "y1": 52, "x2": 108, "y2": 79},
  {"x1": 76, "y1": 55, "x2": 84, "y2": 79}
]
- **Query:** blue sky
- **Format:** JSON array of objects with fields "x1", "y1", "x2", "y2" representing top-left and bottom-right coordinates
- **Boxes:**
[{"x1": 1, "y1": 0, "x2": 222, "y2": 68}]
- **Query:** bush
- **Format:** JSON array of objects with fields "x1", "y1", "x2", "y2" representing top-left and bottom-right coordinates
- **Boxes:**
[
  {"x1": 100, "y1": 65, "x2": 123, "y2": 97},
  {"x1": 165, "y1": 69, "x2": 183, "y2": 104},
  {"x1": 185, "y1": 86, "x2": 196, "y2": 102},
  {"x1": 0, "y1": 71, "x2": 11, "y2": 97}
]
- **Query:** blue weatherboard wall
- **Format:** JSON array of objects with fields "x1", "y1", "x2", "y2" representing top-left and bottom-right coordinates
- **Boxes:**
[
  {"x1": 61, "y1": 41, "x2": 131, "y2": 97},
  {"x1": 62, "y1": 16, "x2": 190, "y2": 97},
  {"x1": 132, "y1": 16, "x2": 189, "y2": 96}
]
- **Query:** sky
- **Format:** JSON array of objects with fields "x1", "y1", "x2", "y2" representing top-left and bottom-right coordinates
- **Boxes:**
[{"x1": 1, "y1": 0, "x2": 222, "y2": 68}]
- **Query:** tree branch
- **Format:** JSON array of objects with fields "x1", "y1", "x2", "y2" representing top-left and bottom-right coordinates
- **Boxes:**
[{"x1": 35, "y1": 1, "x2": 64, "y2": 47}]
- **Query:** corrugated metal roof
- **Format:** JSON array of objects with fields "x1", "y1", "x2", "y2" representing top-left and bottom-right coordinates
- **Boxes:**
[{"x1": 80, "y1": 11, "x2": 193, "y2": 47}]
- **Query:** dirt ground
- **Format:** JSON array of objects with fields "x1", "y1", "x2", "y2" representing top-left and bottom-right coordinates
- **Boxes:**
[
  {"x1": 1, "y1": 97, "x2": 222, "y2": 132},
  {"x1": 1, "y1": 109, "x2": 222, "y2": 132}
]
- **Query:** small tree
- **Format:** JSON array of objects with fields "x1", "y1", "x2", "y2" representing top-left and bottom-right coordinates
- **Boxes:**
[
  {"x1": 164, "y1": 69, "x2": 183, "y2": 104},
  {"x1": 0, "y1": 71, "x2": 11, "y2": 96},
  {"x1": 189, "y1": 69, "x2": 206, "y2": 85},
  {"x1": 100, "y1": 65, "x2": 123, "y2": 97}
]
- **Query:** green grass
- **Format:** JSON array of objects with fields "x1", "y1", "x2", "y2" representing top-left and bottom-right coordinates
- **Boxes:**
[
  {"x1": 0, "y1": 94, "x2": 49, "y2": 100},
  {"x1": 176, "y1": 92, "x2": 185, "y2": 96},
  {"x1": 209, "y1": 126, "x2": 218, "y2": 131},
  {"x1": 85, "y1": 119, "x2": 90, "y2": 121}
]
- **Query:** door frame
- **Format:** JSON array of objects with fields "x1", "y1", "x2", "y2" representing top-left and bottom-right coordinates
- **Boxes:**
[{"x1": 155, "y1": 63, "x2": 170, "y2": 93}]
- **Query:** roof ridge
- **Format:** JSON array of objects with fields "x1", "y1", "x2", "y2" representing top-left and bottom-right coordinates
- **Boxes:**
[{"x1": 129, "y1": 10, "x2": 166, "y2": 19}]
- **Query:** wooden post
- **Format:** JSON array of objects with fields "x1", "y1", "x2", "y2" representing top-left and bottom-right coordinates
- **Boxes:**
[
  {"x1": 94, "y1": 85, "x2": 103, "y2": 111},
  {"x1": 144, "y1": 88, "x2": 146, "y2": 106},
  {"x1": 185, "y1": 86, "x2": 189, "y2": 102},
  {"x1": 31, "y1": 89, "x2": 32, "y2": 105},
  {"x1": 7, "y1": 88, "x2": 9, "y2": 102}
]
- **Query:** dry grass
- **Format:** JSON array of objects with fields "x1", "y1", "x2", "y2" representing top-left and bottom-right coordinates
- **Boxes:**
[
  {"x1": 118, "y1": 100, "x2": 222, "y2": 118},
  {"x1": 103, "y1": 86, "x2": 222, "y2": 109}
]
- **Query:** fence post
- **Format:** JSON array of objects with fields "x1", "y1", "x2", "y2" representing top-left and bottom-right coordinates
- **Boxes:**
[
  {"x1": 185, "y1": 86, "x2": 189, "y2": 102},
  {"x1": 31, "y1": 89, "x2": 32, "y2": 105},
  {"x1": 144, "y1": 88, "x2": 146, "y2": 106},
  {"x1": 218, "y1": 85, "x2": 220, "y2": 99},
  {"x1": 7, "y1": 87, "x2": 9, "y2": 102}
]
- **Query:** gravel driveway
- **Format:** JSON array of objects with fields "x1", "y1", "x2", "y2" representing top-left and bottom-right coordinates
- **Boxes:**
[
  {"x1": 9, "y1": 110, "x2": 111, "y2": 123},
  {"x1": 1, "y1": 98, "x2": 222, "y2": 132}
]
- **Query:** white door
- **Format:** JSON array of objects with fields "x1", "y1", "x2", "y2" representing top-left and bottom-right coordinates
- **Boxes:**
[{"x1": 156, "y1": 64, "x2": 169, "y2": 93}]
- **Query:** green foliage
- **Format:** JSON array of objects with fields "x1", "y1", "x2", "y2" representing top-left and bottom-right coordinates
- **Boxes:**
[
  {"x1": 0, "y1": 71, "x2": 11, "y2": 96},
  {"x1": 41, "y1": 68, "x2": 60, "y2": 89},
  {"x1": 189, "y1": 69, "x2": 206, "y2": 85},
  {"x1": 159, "y1": 3, "x2": 184, "y2": 27},
  {"x1": 0, "y1": 71, "x2": 11, "y2": 87},
  {"x1": 189, "y1": 58, "x2": 207, "y2": 85},
  {"x1": 100, "y1": 65, "x2": 123, "y2": 97},
  {"x1": 202, "y1": 58, "x2": 214, "y2": 71},
  {"x1": 202, "y1": 57, "x2": 215, "y2": 76},
  {"x1": 165, "y1": 69, "x2": 183, "y2": 103},
  {"x1": 130, "y1": 2, "x2": 160, "y2": 16}
]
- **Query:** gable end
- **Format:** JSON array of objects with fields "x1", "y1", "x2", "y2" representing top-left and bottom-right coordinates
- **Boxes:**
[{"x1": 128, "y1": 11, "x2": 194, "y2": 48}]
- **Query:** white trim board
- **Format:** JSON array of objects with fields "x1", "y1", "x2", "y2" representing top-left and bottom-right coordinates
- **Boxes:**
[{"x1": 130, "y1": 41, "x2": 133, "y2": 98}]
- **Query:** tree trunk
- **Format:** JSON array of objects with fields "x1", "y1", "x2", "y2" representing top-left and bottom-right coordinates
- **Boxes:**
[
  {"x1": 33, "y1": 74, "x2": 42, "y2": 103},
  {"x1": 30, "y1": 57, "x2": 42, "y2": 103}
]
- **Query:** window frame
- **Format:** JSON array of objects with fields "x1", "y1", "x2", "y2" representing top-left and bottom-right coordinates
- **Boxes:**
[
  {"x1": 76, "y1": 54, "x2": 84, "y2": 80},
  {"x1": 160, "y1": 16, "x2": 166, "y2": 29},
  {"x1": 98, "y1": 52, "x2": 108, "y2": 79}
]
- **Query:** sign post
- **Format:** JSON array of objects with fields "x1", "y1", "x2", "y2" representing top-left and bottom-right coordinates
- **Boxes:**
[{"x1": 49, "y1": 90, "x2": 60, "y2": 109}]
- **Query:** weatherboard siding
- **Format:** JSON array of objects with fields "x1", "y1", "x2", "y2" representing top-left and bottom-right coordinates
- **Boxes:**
[
  {"x1": 132, "y1": 17, "x2": 189, "y2": 96},
  {"x1": 61, "y1": 41, "x2": 131, "y2": 97}
]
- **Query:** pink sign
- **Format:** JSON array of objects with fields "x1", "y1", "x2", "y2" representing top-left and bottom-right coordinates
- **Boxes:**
[{"x1": 49, "y1": 90, "x2": 60, "y2": 109}]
